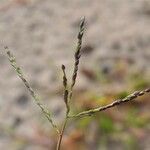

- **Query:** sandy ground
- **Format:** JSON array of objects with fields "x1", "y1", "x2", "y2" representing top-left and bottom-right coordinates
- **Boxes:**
[{"x1": 0, "y1": 0, "x2": 150, "y2": 149}]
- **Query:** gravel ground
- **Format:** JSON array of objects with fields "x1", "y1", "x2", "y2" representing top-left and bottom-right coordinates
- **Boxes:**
[{"x1": 0, "y1": 0, "x2": 150, "y2": 149}]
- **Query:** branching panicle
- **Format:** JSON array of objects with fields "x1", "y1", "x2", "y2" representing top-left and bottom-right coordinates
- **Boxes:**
[
  {"x1": 72, "y1": 17, "x2": 85, "y2": 87},
  {"x1": 69, "y1": 88, "x2": 150, "y2": 118},
  {"x1": 5, "y1": 18, "x2": 150, "y2": 150},
  {"x1": 61, "y1": 64, "x2": 69, "y2": 112},
  {"x1": 69, "y1": 17, "x2": 85, "y2": 101},
  {"x1": 5, "y1": 47, "x2": 60, "y2": 134},
  {"x1": 61, "y1": 65, "x2": 67, "y2": 88}
]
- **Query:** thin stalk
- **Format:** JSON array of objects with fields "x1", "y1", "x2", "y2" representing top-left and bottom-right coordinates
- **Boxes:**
[{"x1": 56, "y1": 116, "x2": 68, "y2": 150}]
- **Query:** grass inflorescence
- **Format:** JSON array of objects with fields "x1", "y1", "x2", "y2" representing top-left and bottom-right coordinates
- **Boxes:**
[{"x1": 5, "y1": 18, "x2": 150, "y2": 150}]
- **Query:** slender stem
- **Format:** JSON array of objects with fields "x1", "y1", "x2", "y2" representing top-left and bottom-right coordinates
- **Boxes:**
[{"x1": 56, "y1": 117, "x2": 68, "y2": 150}]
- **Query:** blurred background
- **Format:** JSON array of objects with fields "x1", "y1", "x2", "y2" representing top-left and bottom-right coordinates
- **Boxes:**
[{"x1": 0, "y1": 0, "x2": 150, "y2": 150}]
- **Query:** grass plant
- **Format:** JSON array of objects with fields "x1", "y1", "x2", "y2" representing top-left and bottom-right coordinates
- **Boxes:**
[{"x1": 5, "y1": 17, "x2": 150, "y2": 150}]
